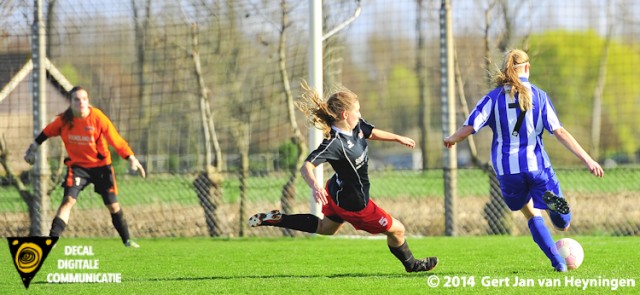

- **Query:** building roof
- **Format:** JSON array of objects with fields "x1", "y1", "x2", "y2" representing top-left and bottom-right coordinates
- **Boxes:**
[
  {"x1": 0, "y1": 52, "x2": 30, "y2": 90},
  {"x1": 0, "y1": 52, "x2": 74, "y2": 103}
]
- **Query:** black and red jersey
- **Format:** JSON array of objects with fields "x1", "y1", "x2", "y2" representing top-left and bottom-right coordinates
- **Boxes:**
[{"x1": 305, "y1": 118, "x2": 374, "y2": 212}]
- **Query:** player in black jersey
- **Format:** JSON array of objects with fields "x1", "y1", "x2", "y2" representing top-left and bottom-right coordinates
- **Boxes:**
[{"x1": 250, "y1": 83, "x2": 437, "y2": 273}]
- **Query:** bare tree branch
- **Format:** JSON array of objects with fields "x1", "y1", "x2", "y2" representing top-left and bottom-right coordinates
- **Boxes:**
[
  {"x1": 0, "y1": 134, "x2": 64, "y2": 235},
  {"x1": 591, "y1": 0, "x2": 614, "y2": 160},
  {"x1": 277, "y1": 0, "x2": 308, "y2": 237}
]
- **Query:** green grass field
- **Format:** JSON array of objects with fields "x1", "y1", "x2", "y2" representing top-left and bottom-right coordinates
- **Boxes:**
[{"x1": 1, "y1": 236, "x2": 638, "y2": 294}]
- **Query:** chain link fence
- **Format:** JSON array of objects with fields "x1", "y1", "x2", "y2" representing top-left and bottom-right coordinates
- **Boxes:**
[
  {"x1": 2, "y1": 168, "x2": 638, "y2": 237},
  {"x1": 1, "y1": 0, "x2": 639, "y2": 238}
]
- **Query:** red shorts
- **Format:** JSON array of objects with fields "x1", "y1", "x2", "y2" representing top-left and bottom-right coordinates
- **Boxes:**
[{"x1": 322, "y1": 191, "x2": 393, "y2": 234}]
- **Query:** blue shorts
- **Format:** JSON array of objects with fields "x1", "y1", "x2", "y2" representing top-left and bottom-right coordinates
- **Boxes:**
[{"x1": 496, "y1": 166, "x2": 562, "y2": 211}]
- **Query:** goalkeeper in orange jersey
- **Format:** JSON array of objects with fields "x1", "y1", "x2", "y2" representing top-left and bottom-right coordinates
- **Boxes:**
[{"x1": 24, "y1": 86, "x2": 145, "y2": 248}]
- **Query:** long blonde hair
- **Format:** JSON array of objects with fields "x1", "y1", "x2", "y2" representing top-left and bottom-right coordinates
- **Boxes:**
[
  {"x1": 296, "y1": 81, "x2": 358, "y2": 138},
  {"x1": 492, "y1": 49, "x2": 532, "y2": 111}
]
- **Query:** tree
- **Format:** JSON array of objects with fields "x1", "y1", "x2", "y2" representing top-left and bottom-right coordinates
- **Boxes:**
[
  {"x1": 220, "y1": 1, "x2": 272, "y2": 237},
  {"x1": 530, "y1": 31, "x2": 640, "y2": 162},
  {"x1": 45, "y1": 0, "x2": 57, "y2": 57},
  {"x1": 276, "y1": 0, "x2": 308, "y2": 237},
  {"x1": 416, "y1": 0, "x2": 430, "y2": 169},
  {"x1": 462, "y1": 0, "x2": 537, "y2": 234},
  {"x1": 388, "y1": 65, "x2": 419, "y2": 133},
  {"x1": 590, "y1": 0, "x2": 614, "y2": 160},
  {"x1": 190, "y1": 22, "x2": 224, "y2": 237},
  {"x1": 0, "y1": 135, "x2": 65, "y2": 236},
  {"x1": 131, "y1": 0, "x2": 153, "y2": 170}
]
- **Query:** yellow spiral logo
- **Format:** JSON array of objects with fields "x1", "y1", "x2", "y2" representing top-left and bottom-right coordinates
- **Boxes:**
[{"x1": 14, "y1": 242, "x2": 42, "y2": 274}]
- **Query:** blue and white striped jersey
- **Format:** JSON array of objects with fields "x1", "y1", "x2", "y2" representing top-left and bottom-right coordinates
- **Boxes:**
[{"x1": 464, "y1": 77, "x2": 562, "y2": 176}]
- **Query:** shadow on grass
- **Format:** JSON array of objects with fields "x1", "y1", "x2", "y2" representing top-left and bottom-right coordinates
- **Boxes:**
[
  {"x1": 28, "y1": 270, "x2": 474, "y2": 285},
  {"x1": 124, "y1": 272, "x2": 444, "y2": 282}
]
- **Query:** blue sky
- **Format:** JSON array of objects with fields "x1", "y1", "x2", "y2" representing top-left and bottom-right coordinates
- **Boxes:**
[
  {"x1": 346, "y1": 0, "x2": 633, "y2": 40},
  {"x1": 3, "y1": 0, "x2": 636, "y2": 44}
]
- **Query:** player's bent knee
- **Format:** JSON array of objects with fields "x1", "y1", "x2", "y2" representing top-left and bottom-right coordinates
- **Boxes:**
[
  {"x1": 106, "y1": 202, "x2": 121, "y2": 213},
  {"x1": 388, "y1": 218, "x2": 406, "y2": 235},
  {"x1": 316, "y1": 219, "x2": 341, "y2": 235}
]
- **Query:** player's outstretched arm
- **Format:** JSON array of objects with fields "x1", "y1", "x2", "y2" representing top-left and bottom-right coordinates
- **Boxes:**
[
  {"x1": 23, "y1": 143, "x2": 39, "y2": 165},
  {"x1": 369, "y1": 129, "x2": 415, "y2": 148},
  {"x1": 300, "y1": 161, "x2": 328, "y2": 205},
  {"x1": 444, "y1": 125, "x2": 474, "y2": 148},
  {"x1": 24, "y1": 132, "x2": 50, "y2": 165},
  {"x1": 553, "y1": 127, "x2": 604, "y2": 178},
  {"x1": 128, "y1": 155, "x2": 146, "y2": 178}
]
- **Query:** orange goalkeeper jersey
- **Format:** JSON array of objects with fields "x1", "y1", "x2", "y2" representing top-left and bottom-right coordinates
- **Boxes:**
[{"x1": 43, "y1": 107, "x2": 133, "y2": 168}]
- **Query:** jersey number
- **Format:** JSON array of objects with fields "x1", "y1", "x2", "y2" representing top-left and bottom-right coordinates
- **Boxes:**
[
  {"x1": 75, "y1": 177, "x2": 81, "y2": 186},
  {"x1": 378, "y1": 217, "x2": 389, "y2": 227}
]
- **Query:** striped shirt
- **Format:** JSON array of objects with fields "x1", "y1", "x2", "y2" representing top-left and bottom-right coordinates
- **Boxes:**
[{"x1": 464, "y1": 77, "x2": 562, "y2": 176}]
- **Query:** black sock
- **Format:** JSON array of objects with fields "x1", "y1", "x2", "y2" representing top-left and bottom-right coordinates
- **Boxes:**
[
  {"x1": 270, "y1": 214, "x2": 319, "y2": 233},
  {"x1": 49, "y1": 216, "x2": 67, "y2": 237},
  {"x1": 389, "y1": 241, "x2": 416, "y2": 269},
  {"x1": 111, "y1": 210, "x2": 131, "y2": 243}
]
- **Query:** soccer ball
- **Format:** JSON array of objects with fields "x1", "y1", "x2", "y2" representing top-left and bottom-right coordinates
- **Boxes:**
[{"x1": 555, "y1": 238, "x2": 584, "y2": 270}]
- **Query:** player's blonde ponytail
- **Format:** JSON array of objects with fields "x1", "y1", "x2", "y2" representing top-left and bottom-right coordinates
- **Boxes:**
[
  {"x1": 493, "y1": 49, "x2": 532, "y2": 111},
  {"x1": 296, "y1": 81, "x2": 358, "y2": 138}
]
